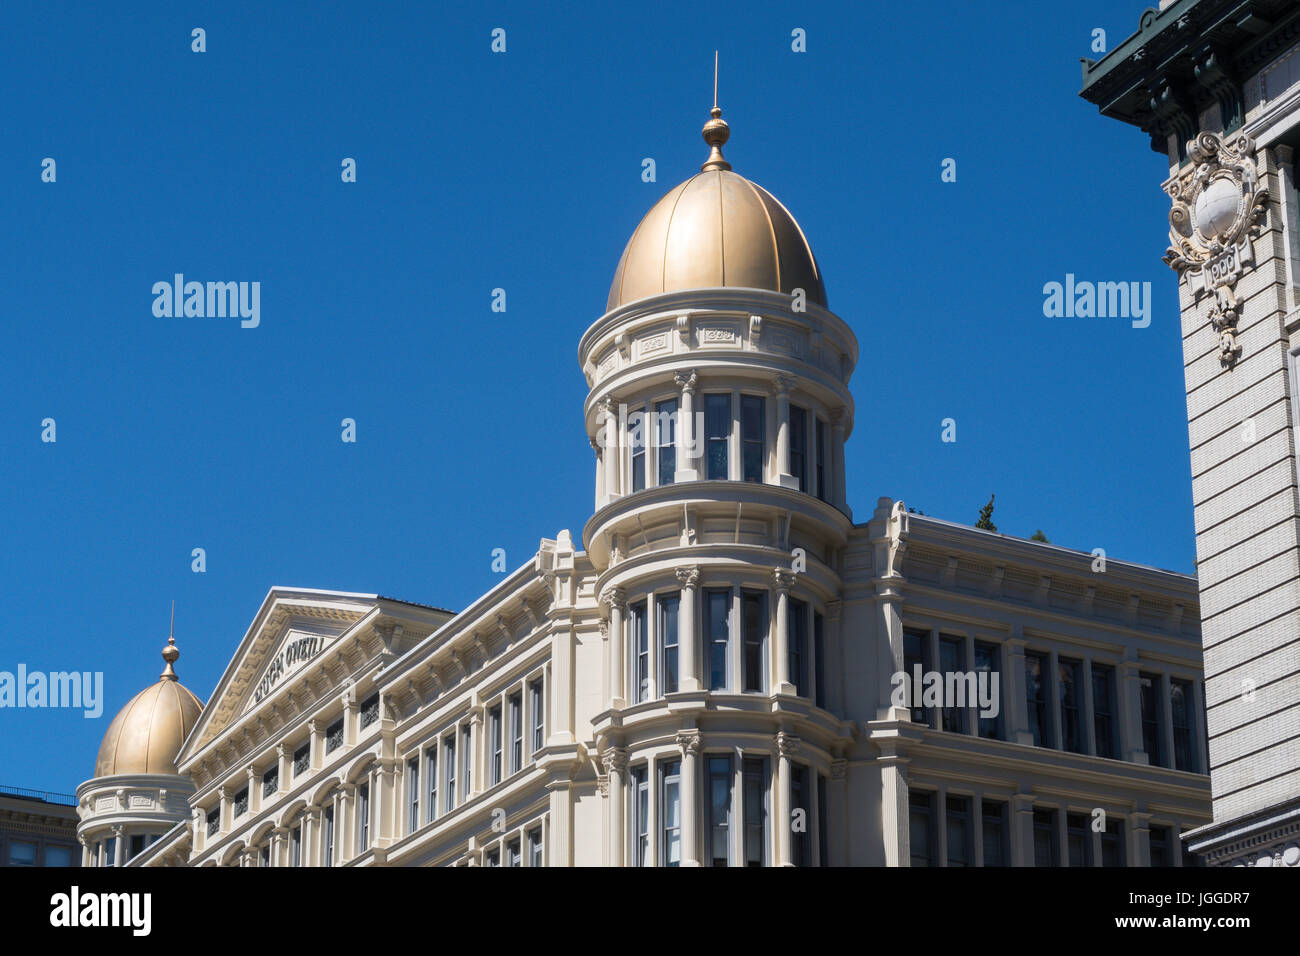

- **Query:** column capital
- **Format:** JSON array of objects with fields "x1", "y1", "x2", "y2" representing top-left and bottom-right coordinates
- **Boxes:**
[
  {"x1": 600, "y1": 586, "x2": 627, "y2": 612},
  {"x1": 830, "y1": 757, "x2": 847, "y2": 781},
  {"x1": 772, "y1": 373, "x2": 795, "y2": 397},
  {"x1": 825, "y1": 599, "x2": 842, "y2": 621},
  {"x1": 674, "y1": 566, "x2": 700, "y2": 589},
  {"x1": 773, "y1": 568, "x2": 795, "y2": 592},
  {"x1": 776, "y1": 731, "x2": 801, "y2": 758},
  {"x1": 601, "y1": 747, "x2": 628, "y2": 775},
  {"x1": 673, "y1": 369, "x2": 698, "y2": 392},
  {"x1": 675, "y1": 729, "x2": 702, "y2": 756}
]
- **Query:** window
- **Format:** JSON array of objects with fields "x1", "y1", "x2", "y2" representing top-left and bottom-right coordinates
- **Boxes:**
[
  {"x1": 262, "y1": 765, "x2": 278, "y2": 798},
  {"x1": 528, "y1": 827, "x2": 543, "y2": 867},
  {"x1": 426, "y1": 744, "x2": 438, "y2": 823},
  {"x1": 704, "y1": 394, "x2": 731, "y2": 480},
  {"x1": 1059, "y1": 658, "x2": 1084, "y2": 753},
  {"x1": 946, "y1": 796, "x2": 972, "y2": 867},
  {"x1": 291, "y1": 825, "x2": 302, "y2": 867},
  {"x1": 1025, "y1": 652, "x2": 1050, "y2": 747},
  {"x1": 357, "y1": 783, "x2": 370, "y2": 853},
  {"x1": 1139, "y1": 673, "x2": 1164, "y2": 766},
  {"x1": 103, "y1": 837, "x2": 117, "y2": 867},
  {"x1": 659, "y1": 759, "x2": 682, "y2": 867},
  {"x1": 1067, "y1": 812, "x2": 1092, "y2": 867},
  {"x1": 206, "y1": 808, "x2": 219, "y2": 837},
  {"x1": 129, "y1": 834, "x2": 146, "y2": 860},
  {"x1": 813, "y1": 612, "x2": 826, "y2": 709},
  {"x1": 708, "y1": 755, "x2": 733, "y2": 867},
  {"x1": 462, "y1": 724, "x2": 473, "y2": 798},
  {"x1": 815, "y1": 419, "x2": 828, "y2": 501},
  {"x1": 909, "y1": 791, "x2": 935, "y2": 866},
  {"x1": 790, "y1": 404, "x2": 807, "y2": 491},
  {"x1": 742, "y1": 590, "x2": 767, "y2": 693},
  {"x1": 631, "y1": 600, "x2": 649, "y2": 703},
  {"x1": 7, "y1": 841, "x2": 35, "y2": 867},
  {"x1": 631, "y1": 765, "x2": 650, "y2": 866},
  {"x1": 507, "y1": 838, "x2": 521, "y2": 867},
  {"x1": 260, "y1": 844, "x2": 270, "y2": 868},
  {"x1": 791, "y1": 765, "x2": 811, "y2": 867},
  {"x1": 744, "y1": 758, "x2": 769, "y2": 867},
  {"x1": 903, "y1": 629, "x2": 932, "y2": 726},
  {"x1": 630, "y1": 408, "x2": 647, "y2": 493},
  {"x1": 1033, "y1": 808, "x2": 1059, "y2": 867},
  {"x1": 509, "y1": 693, "x2": 523, "y2": 774},
  {"x1": 44, "y1": 846, "x2": 72, "y2": 867},
  {"x1": 974, "y1": 642, "x2": 1001, "y2": 739},
  {"x1": 294, "y1": 742, "x2": 310, "y2": 777},
  {"x1": 1171, "y1": 679, "x2": 1196, "y2": 772},
  {"x1": 1092, "y1": 664, "x2": 1118, "y2": 759},
  {"x1": 490, "y1": 706, "x2": 503, "y2": 785},
  {"x1": 1150, "y1": 825, "x2": 1173, "y2": 867},
  {"x1": 234, "y1": 787, "x2": 249, "y2": 818},
  {"x1": 741, "y1": 395, "x2": 765, "y2": 482},
  {"x1": 407, "y1": 757, "x2": 420, "y2": 833},
  {"x1": 326, "y1": 718, "x2": 344, "y2": 754},
  {"x1": 655, "y1": 398, "x2": 677, "y2": 486},
  {"x1": 529, "y1": 678, "x2": 544, "y2": 756},
  {"x1": 705, "y1": 588, "x2": 730, "y2": 691},
  {"x1": 323, "y1": 806, "x2": 335, "y2": 867},
  {"x1": 817, "y1": 772, "x2": 829, "y2": 868},
  {"x1": 658, "y1": 593, "x2": 680, "y2": 695},
  {"x1": 360, "y1": 693, "x2": 380, "y2": 729},
  {"x1": 982, "y1": 801, "x2": 1008, "y2": 866},
  {"x1": 1101, "y1": 818, "x2": 1126, "y2": 867},
  {"x1": 789, "y1": 598, "x2": 808, "y2": 696},
  {"x1": 485, "y1": 848, "x2": 500, "y2": 867},
  {"x1": 939, "y1": 636, "x2": 966, "y2": 733},
  {"x1": 1180, "y1": 831, "x2": 1202, "y2": 867},
  {"x1": 444, "y1": 734, "x2": 457, "y2": 813}
]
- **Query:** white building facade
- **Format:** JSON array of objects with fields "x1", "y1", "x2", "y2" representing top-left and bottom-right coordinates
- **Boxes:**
[{"x1": 83, "y1": 104, "x2": 1212, "y2": 866}]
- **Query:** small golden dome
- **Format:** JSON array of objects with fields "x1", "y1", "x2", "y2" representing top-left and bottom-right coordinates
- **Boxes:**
[
  {"x1": 606, "y1": 107, "x2": 826, "y2": 312},
  {"x1": 94, "y1": 638, "x2": 203, "y2": 777}
]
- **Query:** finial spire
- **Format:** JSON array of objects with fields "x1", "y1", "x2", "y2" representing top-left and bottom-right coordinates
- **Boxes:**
[
  {"x1": 161, "y1": 601, "x2": 179, "y2": 680},
  {"x1": 701, "y1": 51, "x2": 731, "y2": 172}
]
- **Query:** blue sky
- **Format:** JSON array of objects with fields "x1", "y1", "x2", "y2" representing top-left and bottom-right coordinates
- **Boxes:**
[{"x1": 0, "y1": 0, "x2": 1188, "y2": 793}]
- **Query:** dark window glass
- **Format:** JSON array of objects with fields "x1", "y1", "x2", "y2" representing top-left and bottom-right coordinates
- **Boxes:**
[
  {"x1": 507, "y1": 839, "x2": 521, "y2": 867},
  {"x1": 708, "y1": 756, "x2": 732, "y2": 867},
  {"x1": 743, "y1": 758, "x2": 768, "y2": 867},
  {"x1": 358, "y1": 783, "x2": 370, "y2": 852},
  {"x1": 1067, "y1": 812, "x2": 1092, "y2": 867},
  {"x1": 1025, "y1": 653, "x2": 1050, "y2": 747},
  {"x1": 1150, "y1": 825, "x2": 1172, "y2": 867},
  {"x1": 529, "y1": 827, "x2": 543, "y2": 867},
  {"x1": 360, "y1": 693, "x2": 380, "y2": 729},
  {"x1": 817, "y1": 773, "x2": 829, "y2": 867},
  {"x1": 529, "y1": 679, "x2": 544, "y2": 756},
  {"x1": 658, "y1": 593, "x2": 680, "y2": 695},
  {"x1": 741, "y1": 395, "x2": 765, "y2": 482},
  {"x1": 705, "y1": 589, "x2": 730, "y2": 691},
  {"x1": 815, "y1": 419, "x2": 827, "y2": 501},
  {"x1": 946, "y1": 795, "x2": 972, "y2": 867},
  {"x1": 1101, "y1": 819, "x2": 1125, "y2": 867},
  {"x1": 103, "y1": 837, "x2": 117, "y2": 867},
  {"x1": 660, "y1": 759, "x2": 682, "y2": 867},
  {"x1": 631, "y1": 600, "x2": 649, "y2": 703},
  {"x1": 791, "y1": 765, "x2": 811, "y2": 866},
  {"x1": 656, "y1": 399, "x2": 677, "y2": 486},
  {"x1": 234, "y1": 787, "x2": 249, "y2": 818},
  {"x1": 206, "y1": 808, "x2": 219, "y2": 837},
  {"x1": 490, "y1": 707, "x2": 503, "y2": 784},
  {"x1": 323, "y1": 806, "x2": 335, "y2": 866},
  {"x1": 293, "y1": 743, "x2": 310, "y2": 777},
  {"x1": 1140, "y1": 673, "x2": 1164, "y2": 767},
  {"x1": 742, "y1": 590, "x2": 766, "y2": 693},
  {"x1": 974, "y1": 642, "x2": 1001, "y2": 739},
  {"x1": 909, "y1": 791, "x2": 935, "y2": 866},
  {"x1": 291, "y1": 826, "x2": 301, "y2": 866},
  {"x1": 631, "y1": 765, "x2": 649, "y2": 866},
  {"x1": 1180, "y1": 831, "x2": 1202, "y2": 867},
  {"x1": 1171, "y1": 679, "x2": 1195, "y2": 772},
  {"x1": 790, "y1": 405, "x2": 808, "y2": 491},
  {"x1": 510, "y1": 693, "x2": 523, "y2": 773},
  {"x1": 326, "y1": 718, "x2": 344, "y2": 753},
  {"x1": 789, "y1": 599, "x2": 808, "y2": 696},
  {"x1": 261, "y1": 844, "x2": 270, "y2": 867},
  {"x1": 630, "y1": 408, "x2": 647, "y2": 492},
  {"x1": 444, "y1": 734, "x2": 456, "y2": 813},
  {"x1": 704, "y1": 394, "x2": 731, "y2": 480},
  {"x1": 1092, "y1": 665, "x2": 1118, "y2": 759},
  {"x1": 1033, "y1": 808, "x2": 1059, "y2": 867},
  {"x1": 1059, "y1": 659, "x2": 1084, "y2": 753},
  {"x1": 485, "y1": 848, "x2": 499, "y2": 867},
  {"x1": 903, "y1": 629, "x2": 932, "y2": 725},
  {"x1": 939, "y1": 636, "x2": 967, "y2": 733},
  {"x1": 426, "y1": 744, "x2": 438, "y2": 822},
  {"x1": 462, "y1": 724, "x2": 473, "y2": 797},
  {"x1": 262, "y1": 765, "x2": 278, "y2": 798},
  {"x1": 129, "y1": 834, "x2": 146, "y2": 860},
  {"x1": 982, "y1": 801, "x2": 1008, "y2": 866},
  {"x1": 813, "y1": 612, "x2": 826, "y2": 709}
]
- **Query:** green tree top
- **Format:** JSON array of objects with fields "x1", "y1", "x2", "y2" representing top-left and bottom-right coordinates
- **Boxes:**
[{"x1": 975, "y1": 494, "x2": 997, "y2": 532}]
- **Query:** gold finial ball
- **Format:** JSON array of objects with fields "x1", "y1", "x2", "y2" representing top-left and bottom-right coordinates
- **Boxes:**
[
  {"x1": 701, "y1": 106, "x2": 731, "y2": 171},
  {"x1": 162, "y1": 641, "x2": 179, "y2": 664}
]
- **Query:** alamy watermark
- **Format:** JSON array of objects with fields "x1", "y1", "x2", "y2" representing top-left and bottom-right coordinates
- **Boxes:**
[
  {"x1": 0, "y1": 665, "x2": 103, "y2": 718},
  {"x1": 1042, "y1": 274, "x2": 1151, "y2": 329},
  {"x1": 890, "y1": 665, "x2": 1000, "y2": 719},
  {"x1": 152, "y1": 274, "x2": 260, "y2": 328}
]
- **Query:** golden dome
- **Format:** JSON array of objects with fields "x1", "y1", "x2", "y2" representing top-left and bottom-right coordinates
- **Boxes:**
[
  {"x1": 606, "y1": 106, "x2": 826, "y2": 312},
  {"x1": 94, "y1": 637, "x2": 203, "y2": 777}
]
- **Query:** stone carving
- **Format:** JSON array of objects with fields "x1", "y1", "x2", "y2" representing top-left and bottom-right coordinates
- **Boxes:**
[
  {"x1": 675, "y1": 730, "x2": 702, "y2": 755},
  {"x1": 1163, "y1": 131, "x2": 1270, "y2": 367}
]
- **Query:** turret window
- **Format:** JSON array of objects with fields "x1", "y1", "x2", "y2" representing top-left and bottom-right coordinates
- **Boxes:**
[
  {"x1": 741, "y1": 395, "x2": 765, "y2": 482},
  {"x1": 815, "y1": 419, "x2": 828, "y2": 501},
  {"x1": 790, "y1": 405, "x2": 807, "y2": 491},
  {"x1": 655, "y1": 398, "x2": 677, "y2": 486},
  {"x1": 704, "y1": 394, "x2": 731, "y2": 479},
  {"x1": 630, "y1": 409, "x2": 647, "y2": 493}
]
